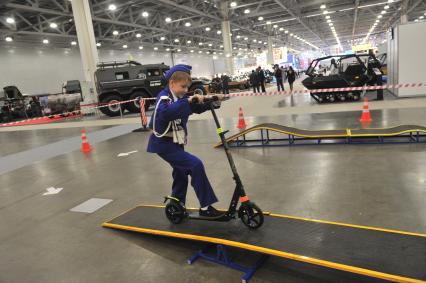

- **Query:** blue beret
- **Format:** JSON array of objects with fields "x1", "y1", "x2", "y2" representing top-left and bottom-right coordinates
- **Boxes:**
[{"x1": 164, "y1": 64, "x2": 192, "y2": 81}]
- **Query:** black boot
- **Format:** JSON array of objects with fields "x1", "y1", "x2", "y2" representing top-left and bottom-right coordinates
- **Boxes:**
[{"x1": 199, "y1": 206, "x2": 224, "y2": 218}]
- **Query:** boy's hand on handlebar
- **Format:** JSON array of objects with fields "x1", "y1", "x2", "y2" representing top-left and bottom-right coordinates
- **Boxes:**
[
  {"x1": 215, "y1": 94, "x2": 226, "y2": 101},
  {"x1": 189, "y1": 94, "x2": 204, "y2": 104}
]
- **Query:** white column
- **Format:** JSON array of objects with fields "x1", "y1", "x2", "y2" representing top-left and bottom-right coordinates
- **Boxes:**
[
  {"x1": 266, "y1": 24, "x2": 274, "y2": 65},
  {"x1": 267, "y1": 36, "x2": 274, "y2": 65},
  {"x1": 219, "y1": 1, "x2": 235, "y2": 75},
  {"x1": 71, "y1": 0, "x2": 99, "y2": 102},
  {"x1": 400, "y1": 0, "x2": 408, "y2": 24}
]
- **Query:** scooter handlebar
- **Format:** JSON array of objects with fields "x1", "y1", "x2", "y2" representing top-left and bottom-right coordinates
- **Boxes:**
[{"x1": 190, "y1": 94, "x2": 230, "y2": 104}]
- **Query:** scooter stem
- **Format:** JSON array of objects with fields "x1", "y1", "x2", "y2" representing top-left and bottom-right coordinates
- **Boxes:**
[{"x1": 209, "y1": 104, "x2": 246, "y2": 196}]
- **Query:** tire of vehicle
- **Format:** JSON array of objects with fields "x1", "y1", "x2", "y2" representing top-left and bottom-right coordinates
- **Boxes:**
[
  {"x1": 189, "y1": 84, "x2": 207, "y2": 96},
  {"x1": 239, "y1": 84, "x2": 245, "y2": 90},
  {"x1": 326, "y1": 93, "x2": 336, "y2": 102},
  {"x1": 126, "y1": 91, "x2": 151, "y2": 113},
  {"x1": 99, "y1": 94, "x2": 125, "y2": 117},
  {"x1": 336, "y1": 93, "x2": 346, "y2": 101},
  {"x1": 352, "y1": 92, "x2": 361, "y2": 101}
]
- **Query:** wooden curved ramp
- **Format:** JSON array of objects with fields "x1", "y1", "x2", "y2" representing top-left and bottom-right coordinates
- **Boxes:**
[
  {"x1": 215, "y1": 123, "x2": 426, "y2": 147},
  {"x1": 102, "y1": 205, "x2": 426, "y2": 283}
]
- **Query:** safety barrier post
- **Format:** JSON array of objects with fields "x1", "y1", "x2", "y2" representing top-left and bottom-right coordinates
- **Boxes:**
[{"x1": 133, "y1": 98, "x2": 149, "y2": 132}]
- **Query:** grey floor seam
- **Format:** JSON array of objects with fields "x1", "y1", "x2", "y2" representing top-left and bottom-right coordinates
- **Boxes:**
[{"x1": 0, "y1": 124, "x2": 140, "y2": 175}]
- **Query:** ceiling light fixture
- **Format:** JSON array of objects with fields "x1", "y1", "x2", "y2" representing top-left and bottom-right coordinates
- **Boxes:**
[
  {"x1": 165, "y1": 17, "x2": 172, "y2": 23},
  {"x1": 244, "y1": 9, "x2": 250, "y2": 14},
  {"x1": 6, "y1": 17, "x2": 15, "y2": 24},
  {"x1": 136, "y1": 33, "x2": 141, "y2": 38},
  {"x1": 185, "y1": 22, "x2": 191, "y2": 27},
  {"x1": 108, "y1": 4, "x2": 117, "y2": 11},
  {"x1": 5, "y1": 36, "x2": 13, "y2": 42},
  {"x1": 49, "y1": 22, "x2": 58, "y2": 28},
  {"x1": 71, "y1": 41, "x2": 77, "y2": 46}
]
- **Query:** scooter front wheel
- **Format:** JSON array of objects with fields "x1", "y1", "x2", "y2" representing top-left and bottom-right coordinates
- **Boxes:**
[
  {"x1": 238, "y1": 202, "x2": 264, "y2": 229},
  {"x1": 165, "y1": 201, "x2": 186, "y2": 224}
]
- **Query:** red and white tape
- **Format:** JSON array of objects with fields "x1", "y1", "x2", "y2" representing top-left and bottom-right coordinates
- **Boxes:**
[
  {"x1": 0, "y1": 111, "x2": 82, "y2": 127},
  {"x1": 230, "y1": 83, "x2": 426, "y2": 97},
  {"x1": 2, "y1": 82, "x2": 426, "y2": 128}
]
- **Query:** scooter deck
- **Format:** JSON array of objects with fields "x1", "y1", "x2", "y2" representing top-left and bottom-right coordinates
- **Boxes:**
[{"x1": 102, "y1": 204, "x2": 426, "y2": 283}]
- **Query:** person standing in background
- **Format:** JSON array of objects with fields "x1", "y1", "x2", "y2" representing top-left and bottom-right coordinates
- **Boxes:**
[
  {"x1": 257, "y1": 67, "x2": 266, "y2": 93},
  {"x1": 273, "y1": 64, "x2": 284, "y2": 92},
  {"x1": 221, "y1": 73, "x2": 230, "y2": 94},
  {"x1": 286, "y1": 66, "x2": 296, "y2": 92},
  {"x1": 249, "y1": 70, "x2": 260, "y2": 93}
]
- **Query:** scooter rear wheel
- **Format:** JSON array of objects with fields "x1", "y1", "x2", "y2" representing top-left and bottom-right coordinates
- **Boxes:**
[
  {"x1": 165, "y1": 201, "x2": 186, "y2": 224},
  {"x1": 239, "y1": 202, "x2": 264, "y2": 229}
]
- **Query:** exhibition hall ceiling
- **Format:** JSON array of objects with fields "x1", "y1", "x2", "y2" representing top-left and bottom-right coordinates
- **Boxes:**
[{"x1": 0, "y1": 0, "x2": 425, "y2": 53}]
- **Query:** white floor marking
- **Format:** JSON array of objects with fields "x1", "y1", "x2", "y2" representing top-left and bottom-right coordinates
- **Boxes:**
[
  {"x1": 117, "y1": 150, "x2": 138, "y2": 157},
  {"x1": 70, "y1": 198, "x2": 113, "y2": 213},
  {"x1": 42, "y1": 187, "x2": 63, "y2": 196}
]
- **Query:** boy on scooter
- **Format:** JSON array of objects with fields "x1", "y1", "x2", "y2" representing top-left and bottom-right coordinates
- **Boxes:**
[{"x1": 147, "y1": 64, "x2": 226, "y2": 218}]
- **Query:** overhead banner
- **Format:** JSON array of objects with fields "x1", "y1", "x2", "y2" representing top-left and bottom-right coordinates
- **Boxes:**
[
  {"x1": 352, "y1": 43, "x2": 372, "y2": 52},
  {"x1": 273, "y1": 47, "x2": 288, "y2": 64}
]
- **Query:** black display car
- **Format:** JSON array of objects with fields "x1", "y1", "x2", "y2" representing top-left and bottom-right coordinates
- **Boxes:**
[
  {"x1": 94, "y1": 61, "x2": 206, "y2": 116},
  {"x1": 302, "y1": 54, "x2": 382, "y2": 103}
]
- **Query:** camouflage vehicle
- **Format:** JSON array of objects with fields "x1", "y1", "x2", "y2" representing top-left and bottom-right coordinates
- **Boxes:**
[{"x1": 94, "y1": 61, "x2": 207, "y2": 116}]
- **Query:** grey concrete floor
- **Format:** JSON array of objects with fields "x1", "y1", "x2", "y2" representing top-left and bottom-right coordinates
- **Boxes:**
[
  {"x1": 0, "y1": 107, "x2": 425, "y2": 283},
  {"x1": 0, "y1": 126, "x2": 111, "y2": 157}
]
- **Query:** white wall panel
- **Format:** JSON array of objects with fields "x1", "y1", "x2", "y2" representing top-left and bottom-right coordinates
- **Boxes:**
[{"x1": 0, "y1": 45, "x2": 225, "y2": 94}]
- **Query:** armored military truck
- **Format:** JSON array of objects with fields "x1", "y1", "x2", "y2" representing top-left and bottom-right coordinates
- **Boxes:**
[{"x1": 94, "y1": 61, "x2": 207, "y2": 116}]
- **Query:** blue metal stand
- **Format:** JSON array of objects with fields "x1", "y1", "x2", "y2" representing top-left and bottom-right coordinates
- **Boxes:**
[{"x1": 188, "y1": 244, "x2": 269, "y2": 283}]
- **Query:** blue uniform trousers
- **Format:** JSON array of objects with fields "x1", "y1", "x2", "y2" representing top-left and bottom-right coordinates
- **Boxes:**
[{"x1": 158, "y1": 150, "x2": 218, "y2": 208}]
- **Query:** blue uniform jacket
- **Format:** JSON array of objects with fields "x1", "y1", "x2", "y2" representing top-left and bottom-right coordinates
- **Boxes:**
[{"x1": 147, "y1": 88, "x2": 210, "y2": 154}]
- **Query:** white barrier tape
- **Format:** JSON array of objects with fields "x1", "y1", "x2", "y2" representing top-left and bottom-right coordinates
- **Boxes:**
[
  {"x1": 2, "y1": 82, "x2": 425, "y2": 127},
  {"x1": 80, "y1": 97, "x2": 156, "y2": 108},
  {"x1": 0, "y1": 111, "x2": 82, "y2": 127},
  {"x1": 229, "y1": 83, "x2": 426, "y2": 97}
]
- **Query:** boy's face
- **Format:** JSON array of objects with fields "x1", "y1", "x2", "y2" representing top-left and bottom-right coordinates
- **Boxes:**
[{"x1": 169, "y1": 79, "x2": 190, "y2": 97}]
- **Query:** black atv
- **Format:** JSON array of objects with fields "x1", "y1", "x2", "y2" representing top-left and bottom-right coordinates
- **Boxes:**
[{"x1": 302, "y1": 54, "x2": 381, "y2": 103}]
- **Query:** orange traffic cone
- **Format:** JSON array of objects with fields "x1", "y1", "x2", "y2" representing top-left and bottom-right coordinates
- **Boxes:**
[
  {"x1": 80, "y1": 129, "x2": 93, "y2": 153},
  {"x1": 237, "y1": 107, "x2": 247, "y2": 130},
  {"x1": 359, "y1": 98, "x2": 372, "y2": 122}
]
